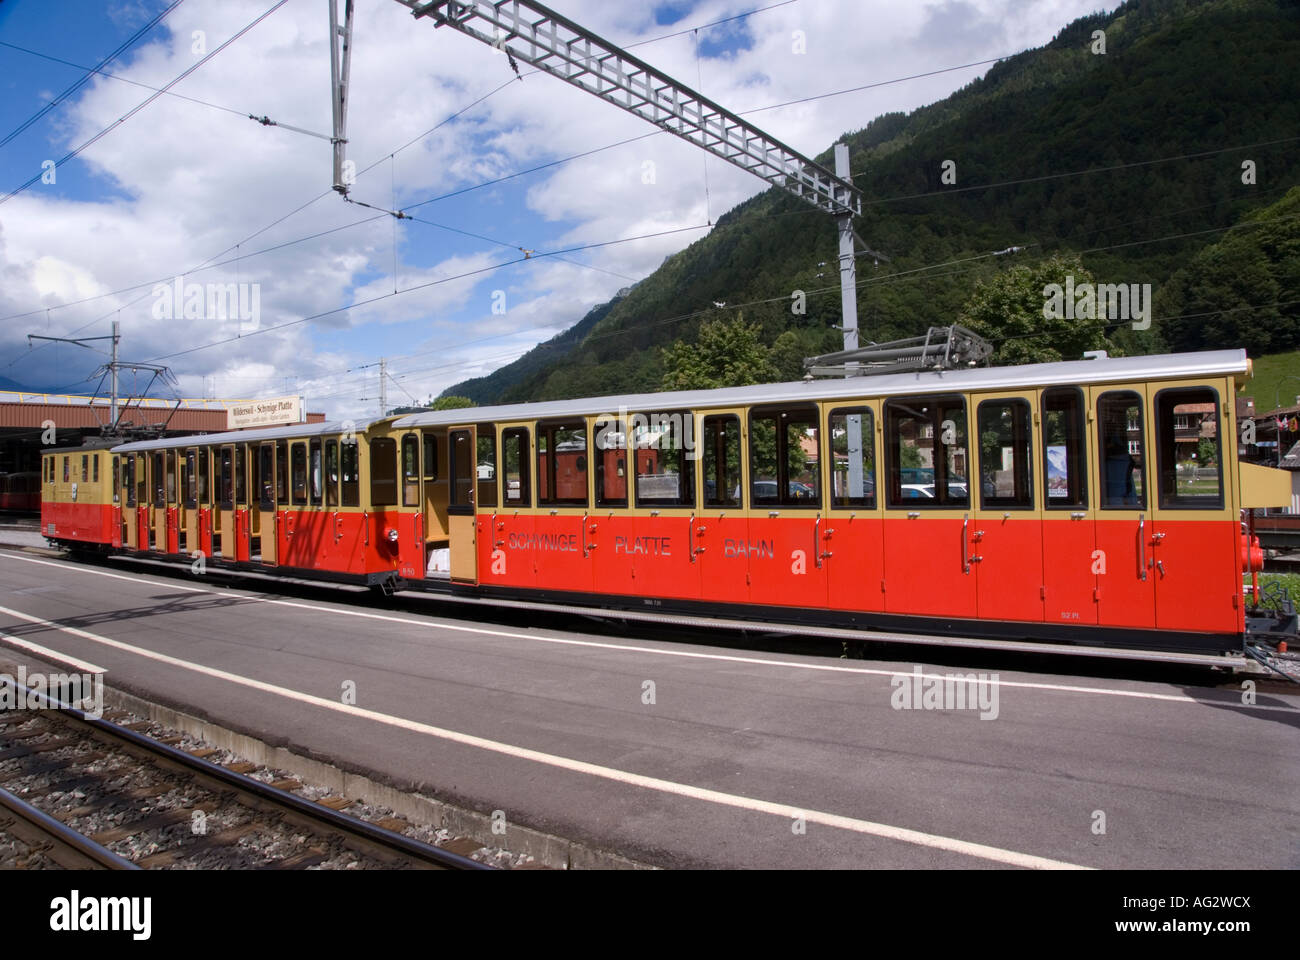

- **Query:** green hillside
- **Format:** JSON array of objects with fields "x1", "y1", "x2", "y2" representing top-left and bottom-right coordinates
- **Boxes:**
[{"x1": 444, "y1": 0, "x2": 1300, "y2": 404}]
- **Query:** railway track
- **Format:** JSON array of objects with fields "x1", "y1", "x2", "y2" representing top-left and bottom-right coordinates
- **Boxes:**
[{"x1": 0, "y1": 686, "x2": 492, "y2": 870}]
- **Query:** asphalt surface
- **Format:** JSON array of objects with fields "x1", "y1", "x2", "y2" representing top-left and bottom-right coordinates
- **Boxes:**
[{"x1": 0, "y1": 547, "x2": 1295, "y2": 869}]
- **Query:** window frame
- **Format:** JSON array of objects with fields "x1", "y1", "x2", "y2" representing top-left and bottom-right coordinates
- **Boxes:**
[
  {"x1": 341, "y1": 439, "x2": 360, "y2": 508},
  {"x1": 701, "y1": 414, "x2": 742, "y2": 508},
  {"x1": 594, "y1": 417, "x2": 628, "y2": 509},
  {"x1": 1153, "y1": 386, "x2": 1225, "y2": 511},
  {"x1": 536, "y1": 419, "x2": 590, "y2": 508},
  {"x1": 501, "y1": 427, "x2": 531, "y2": 508},
  {"x1": 629, "y1": 410, "x2": 695, "y2": 510},
  {"x1": 883, "y1": 394, "x2": 971, "y2": 510},
  {"x1": 976, "y1": 398, "x2": 1034, "y2": 511},
  {"x1": 325, "y1": 439, "x2": 339, "y2": 507},
  {"x1": 1040, "y1": 387, "x2": 1088, "y2": 511},
  {"x1": 1097, "y1": 389, "x2": 1148, "y2": 511},
  {"x1": 827, "y1": 406, "x2": 877, "y2": 510},
  {"x1": 369, "y1": 437, "x2": 398, "y2": 507},
  {"x1": 401, "y1": 433, "x2": 421, "y2": 508},
  {"x1": 748, "y1": 404, "x2": 823, "y2": 510}
]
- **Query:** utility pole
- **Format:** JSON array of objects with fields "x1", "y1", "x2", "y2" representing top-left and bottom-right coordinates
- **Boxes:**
[
  {"x1": 110, "y1": 320, "x2": 120, "y2": 429},
  {"x1": 379, "y1": 357, "x2": 387, "y2": 418}
]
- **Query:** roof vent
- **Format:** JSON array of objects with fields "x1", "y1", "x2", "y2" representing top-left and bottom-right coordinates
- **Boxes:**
[{"x1": 1082, "y1": 350, "x2": 1108, "y2": 360}]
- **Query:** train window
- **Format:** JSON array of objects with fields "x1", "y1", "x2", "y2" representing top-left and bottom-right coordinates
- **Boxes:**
[
  {"x1": 125, "y1": 456, "x2": 136, "y2": 509},
  {"x1": 220, "y1": 448, "x2": 234, "y2": 509},
  {"x1": 448, "y1": 430, "x2": 474, "y2": 511},
  {"x1": 702, "y1": 415, "x2": 741, "y2": 508},
  {"x1": 325, "y1": 440, "x2": 339, "y2": 507},
  {"x1": 166, "y1": 452, "x2": 177, "y2": 504},
  {"x1": 259, "y1": 445, "x2": 275, "y2": 509},
  {"x1": 291, "y1": 443, "x2": 308, "y2": 506},
  {"x1": 977, "y1": 400, "x2": 1033, "y2": 510},
  {"x1": 478, "y1": 430, "x2": 498, "y2": 509},
  {"x1": 1097, "y1": 391, "x2": 1146, "y2": 509},
  {"x1": 82, "y1": 455, "x2": 89, "y2": 483},
  {"x1": 63, "y1": 456, "x2": 70, "y2": 483},
  {"x1": 93, "y1": 456, "x2": 99, "y2": 483},
  {"x1": 1042, "y1": 388, "x2": 1087, "y2": 509},
  {"x1": 112, "y1": 456, "x2": 120, "y2": 503},
  {"x1": 630, "y1": 411, "x2": 694, "y2": 508},
  {"x1": 1154, "y1": 387, "x2": 1223, "y2": 509},
  {"x1": 185, "y1": 451, "x2": 198, "y2": 507},
  {"x1": 537, "y1": 420, "x2": 588, "y2": 507},
  {"x1": 828, "y1": 408, "x2": 876, "y2": 509},
  {"x1": 423, "y1": 434, "x2": 438, "y2": 481},
  {"x1": 235, "y1": 446, "x2": 246, "y2": 507},
  {"x1": 310, "y1": 439, "x2": 323, "y2": 507},
  {"x1": 502, "y1": 428, "x2": 530, "y2": 507},
  {"x1": 197, "y1": 449, "x2": 210, "y2": 505},
  {"x1": 341, "y1": 440, "x2": 360, "y2": 507},
  {"x1": 401, "y1": 434, "x2": 420, "y2": 507},
  {"x1": 750, "y1": 406, "x2": 821, "y2": 508},
  {"x1": 369, "y1": 437, "x2": 398, "y2": 506},
  {"x1": 885, "y1": 396, "x2": 969, "y2": 508},
  {"x1": 154, "y1": 453, "x2": 165, "y2": 507},
  {"x1": 595, "y1": 418, "x2": 628, "y2": 509}
]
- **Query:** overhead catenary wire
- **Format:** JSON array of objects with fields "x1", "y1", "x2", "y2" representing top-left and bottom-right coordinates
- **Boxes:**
[
  {"x1": 0, "y1": 1, "x2": 185, "y2": 149},
  {"x1": 0, "y1": 0, "x2": 291, "y2": 207}
]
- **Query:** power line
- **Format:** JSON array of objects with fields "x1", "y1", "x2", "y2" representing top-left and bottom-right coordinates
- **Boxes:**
[
  {"x1": 0, "y1": 0, "x2": 290, "y2": 206},
  {"x1": 0, "y1": 2, "x2": 185, "y2": 149}
]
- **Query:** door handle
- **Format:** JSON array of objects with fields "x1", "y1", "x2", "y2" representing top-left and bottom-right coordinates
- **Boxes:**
[
  {"x1": 962, "y1": 515, "x2": 970, "y2": 574},
  {"x1": 1138, "y1": 515, "x2": 1147, "y2": 581}
]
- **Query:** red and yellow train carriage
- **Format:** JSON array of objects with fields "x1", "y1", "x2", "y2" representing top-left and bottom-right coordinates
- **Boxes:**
[{"x1": 39, "y1": 348, "x2": 1297, "y2": 667}]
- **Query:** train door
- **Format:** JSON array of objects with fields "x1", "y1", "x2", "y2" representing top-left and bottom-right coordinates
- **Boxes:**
[
  {"x1": 532, "y1": 419, "x2": 594, "y2": 594},
  {"x1": 197, "y1": 448, "x2": 213, "y2": 559},
  {"x1": 627, "y1": 410, "x2": 700, "y2": 602},
  {"x1": 880, "y1": 394, "x2": 978, "y2": 618},
  {"x1": 123, "y1": 455, "x2": 139, "y2": 549},
  {"x1": 1147, "y1": 379, "x2": 1239, "y2": 635},
  {"x1": 217, "y1": 445, "x2": 235, "y2": 558},
  {"x1": 182, "y1": 448, "x2": 198, "y2": 556},
  {"x1": 397, "y1": 432, "x2": 425, "y2": 579},
  {"x1": 485, "y1": 424, "x2": 534, "y2": 590},
  {"x1": 694, "y1": 411, "x2": 749, "y2": 605},
  {"x1": 969, "y1": 390, "x2": 1044, "y2": 623},
  {"x1": 1089, "y1": 385, "x2": 1156, "y2": 629},
  {"x1": 111, "y1": 455, "x2": 123, "y2": 549},
  {"x1": 824, "y1": 402, "x2": 885, "y2": 614},
  {"x1": 447, "y1": 426, "x2": 478, "y2": 583},
  {"x1": 257, "y1": 442, "x2": 277, "y2": 564},
  {"x1": 745, "y1": 404, "x2": 828, "y2": 609},
  {"x1": 1038, "y1": 387, "x2": 1097, "y2": 625}
]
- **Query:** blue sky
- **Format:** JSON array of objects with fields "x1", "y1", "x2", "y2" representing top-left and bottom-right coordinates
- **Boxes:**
[{"x1": 0, "y1": 0, "x2": 1120, "y2": 418}]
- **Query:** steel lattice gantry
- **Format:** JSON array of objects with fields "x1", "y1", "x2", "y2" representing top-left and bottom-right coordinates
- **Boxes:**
[{"x1": 396, "y1": 0, "x2": 861, "y2": 218}]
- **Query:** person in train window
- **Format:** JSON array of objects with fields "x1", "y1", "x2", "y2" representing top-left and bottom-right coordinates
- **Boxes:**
[{"x1": 1103, "y1": 435, "x2": 1137, "y2": 506}]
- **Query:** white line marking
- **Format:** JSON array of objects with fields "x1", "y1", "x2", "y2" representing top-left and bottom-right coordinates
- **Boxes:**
[
  {"x1": 0, "y1": 551, "x2": 1293, "y2": 713},
  {"x1": 0, "y1": 632, "x2": 106, "y2": 674},
  {"x1": 0, "y1": 601, "x2": 1088, "y2": 869}
]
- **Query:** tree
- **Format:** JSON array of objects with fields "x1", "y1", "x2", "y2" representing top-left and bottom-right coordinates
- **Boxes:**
[
  {"x1": 957, "y1": 254, "x2": 1117, "y2": 365},
  {"x1": 660, "y1": 313, "x2": 779, "y2": 391},
  {"x1": 431, "y1": 395, "x2": 475, "y2": 411}
]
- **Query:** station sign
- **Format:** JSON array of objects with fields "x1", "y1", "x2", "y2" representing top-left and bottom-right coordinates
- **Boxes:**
[{"x1": 226, "y1": 396, "x2": 303, "y2": 430}]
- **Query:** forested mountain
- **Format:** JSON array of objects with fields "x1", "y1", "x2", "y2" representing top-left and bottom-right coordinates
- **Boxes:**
[{"x1": 444, "y1": 0, "x2": 1300, "y2": 404}]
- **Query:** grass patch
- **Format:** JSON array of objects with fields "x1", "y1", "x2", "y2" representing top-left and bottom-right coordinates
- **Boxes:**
[{"x1": 1246, "y1": 571, "x2": 1300, "y2": 608}]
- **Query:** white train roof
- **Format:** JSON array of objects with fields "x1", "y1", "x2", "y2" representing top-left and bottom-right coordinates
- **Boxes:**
[
  {"x1": 112, "y1": 418, "x2": 392, "y2": 453},
  {"x1": 395, "y1": 349, "x2": 1249, "y2": 429}
]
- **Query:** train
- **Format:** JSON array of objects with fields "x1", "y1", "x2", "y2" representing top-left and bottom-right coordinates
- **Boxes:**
[
  {"x1": 0, "y1": 471, "x2": 40, "y2": 512},
  {"x1": 37, "y1": 348, "x2": 1300, "y2": 673}
]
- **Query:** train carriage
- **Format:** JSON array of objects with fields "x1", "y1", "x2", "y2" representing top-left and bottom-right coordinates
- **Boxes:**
[{"x1": 36, "y1": 349, "x2": 1299, "y2": 668}]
